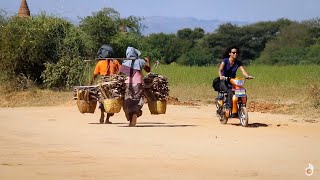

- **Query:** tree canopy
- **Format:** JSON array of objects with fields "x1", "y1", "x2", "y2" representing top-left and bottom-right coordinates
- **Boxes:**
[{"x1": 1, "y1": 7, "x2": 319, "y2": 89}]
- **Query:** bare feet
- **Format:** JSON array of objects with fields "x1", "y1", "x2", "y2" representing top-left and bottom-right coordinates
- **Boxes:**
[
  {"x1": 99, "y1": 109, "x2": 105, "y2": 124},
  {"x1": 105, "y1": 113, "x2": 113, "y2": 124},
  {"x1": 129, "y1": 114, "x2": 137, "y2": 127},
  {"x1": 99, "y1": 117, "x2": 104, "y2": 124}
]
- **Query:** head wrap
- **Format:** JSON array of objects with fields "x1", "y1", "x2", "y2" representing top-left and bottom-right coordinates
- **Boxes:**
[
  {"x1": 97, "y1": 44, "x2": 114, "y2": 58},
  {"x1": 120, "y1": 47, "x2": 145, "y2": 76},
  {"x1": 126, "y1": 47, "x2": 141, "y2": 59}
]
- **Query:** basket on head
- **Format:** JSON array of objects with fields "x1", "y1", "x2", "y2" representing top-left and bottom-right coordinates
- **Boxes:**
[
  {"x1": 103, "y1": 98, "x2": 123, "y2": 113},
  {"x1": 76, "y1": 100, "x2": 97, "y2": 113},
  {"x1": 148, "y1": 100, "x2": 167, "y2": 114}
]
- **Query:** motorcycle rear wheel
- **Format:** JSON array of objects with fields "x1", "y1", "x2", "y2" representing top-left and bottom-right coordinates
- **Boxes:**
[{"x1": 239, "y1": 106, "x2": 248, "y2": 127}]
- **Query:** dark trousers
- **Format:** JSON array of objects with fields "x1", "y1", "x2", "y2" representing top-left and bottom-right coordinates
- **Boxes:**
[{"x1": 219, "y1": 80, "x2": 233, "y2": 110}]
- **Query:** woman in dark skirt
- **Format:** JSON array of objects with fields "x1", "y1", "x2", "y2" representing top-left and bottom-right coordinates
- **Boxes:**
[{"x1": 120, "y1": 47, "x2": 150, "y2": 126}]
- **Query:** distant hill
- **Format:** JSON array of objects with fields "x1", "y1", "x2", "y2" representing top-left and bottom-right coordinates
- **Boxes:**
[
  {"x1": 140, "y1": 16, "x2": 249, "y2": 35},
  {"x1": 67, "y1": 16, "x2": 249, "y2": 36}
]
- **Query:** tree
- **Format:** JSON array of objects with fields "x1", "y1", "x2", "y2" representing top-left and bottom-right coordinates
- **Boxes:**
[
  {"x1": 177, "y1": 28, "x2": 193, "y2": 40},
  {"x1": 256, "y1": 22, "x2": 311, "y2": 65},
  {"x1": 0, "y1": 9, "x2": 7, "y2": 25},
  {"x1": 182, "y1": 47, "x2": 214, "y2": 66},
  {"x1": 79, "y1": 8, "x2": 143, "y2": 58},
  {"x1": 203, "y1": 19, "x2": 293, "y2": 64},
  {"x1": 192, "y1": 27, "x2": 205, "y2": 39},
  {"x1": 0, "y1": 13, "x2": 87, "y2": 88},
  {"x1": 79, "y1": 8, "x2": 119, "y2": 57},
  {"x1": 304, "y1": 38, "x2": 320, "y2": 64},
  {"x1": 117, "y1": 15, "x2": 143, "y2": 34},
  {"x1": 110, "y1": 32, "x2": 145, "y2": 57},
  {"x1": 177, "y1": 27, "x2": 205, "y2": 43},
  {"x1": 143, "y1": 33, "x2": 176, "y2": 63},
  {"x1": 302, "y1": 18, "x2": 320, "y2": 45}
]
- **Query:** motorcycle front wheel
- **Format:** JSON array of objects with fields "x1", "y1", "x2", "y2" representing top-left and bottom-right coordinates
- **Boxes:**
[
  {"x1": 219, "y1": 107, "x2": 229, "y2": 124},
  {"x1": 239, "y1": 106, "x2": 249, "y2": 127}
]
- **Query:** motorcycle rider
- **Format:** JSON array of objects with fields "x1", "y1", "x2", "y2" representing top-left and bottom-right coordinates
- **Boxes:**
[{"x1": 218, "y1": 46, "x2": 252, "y2": 118}]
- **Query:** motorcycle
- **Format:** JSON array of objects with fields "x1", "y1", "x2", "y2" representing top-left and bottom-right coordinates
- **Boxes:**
[{"x1": 215, "y1": 76, "x2": 254, "y2": 127}]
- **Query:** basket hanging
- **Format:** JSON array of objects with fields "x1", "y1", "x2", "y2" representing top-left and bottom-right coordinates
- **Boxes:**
[
  {"x1": 148, "y1": 100, "x2": 167, "y2": 114},
  {"x1": 76, "y1": 100, "x2": 97, "y2": 114},
  {"x1": 103, "y1": 98, "x2": 123, "y2": 113}
]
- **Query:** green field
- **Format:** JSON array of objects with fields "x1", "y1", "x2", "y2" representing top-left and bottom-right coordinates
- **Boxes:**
[
  {"x1": 2, "y1": 64, "x2": 319, "y2": 111},
  {"x1": 150, "y1": 64, "x2": 320, "y2": 106}
]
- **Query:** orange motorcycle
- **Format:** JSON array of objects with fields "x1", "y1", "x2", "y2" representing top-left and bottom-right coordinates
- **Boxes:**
[{"x1": 215, "y1": 76, "x2": 254, "y2": 127}]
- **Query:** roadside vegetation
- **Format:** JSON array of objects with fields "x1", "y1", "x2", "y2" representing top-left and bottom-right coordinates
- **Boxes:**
[{"x1": 0, "y1": 8, "x2": 319, "y2": 116}]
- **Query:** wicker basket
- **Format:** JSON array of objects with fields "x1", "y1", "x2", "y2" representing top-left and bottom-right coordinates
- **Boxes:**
[
  {"x1": 103, "y1": 98, "x2": 123, "y2": 113},
  {"x1": 148, "y1": 100, "x2": 167, "y2": 114},
  {"x1": 76, "y1": 100, "x2": 97, "y2": 114}
]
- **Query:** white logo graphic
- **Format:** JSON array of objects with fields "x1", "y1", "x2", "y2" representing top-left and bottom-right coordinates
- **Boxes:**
[{"x1": 305, "y1": 163, "x2": 314, "y2": 176}]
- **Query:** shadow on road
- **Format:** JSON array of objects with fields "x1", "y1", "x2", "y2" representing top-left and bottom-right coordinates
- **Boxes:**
[
  {"x1": 88, "y1": 122, "x2": 167, "y2": 125},
  {"x1": 88, "y1": 122, "x2": 127, "y2": 125},
  {"x1": 88, "y1": 122, "x2": 196, "y2": 128},
  {"x1": 230, "y1": 123, "x2": 269, "y2": 128},
  {"x1": 119, "y1": 124, "x2": 197, "y2": 128}
]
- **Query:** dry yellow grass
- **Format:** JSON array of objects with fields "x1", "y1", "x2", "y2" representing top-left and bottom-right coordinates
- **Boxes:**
[
  {"x1": 0, "y1": 85, "x2": 319, "y2": 120},
  {"x1": 0, "y1": 87, "x2": 73, "y2": 107},
  {"x1": 1, "y1": 65, "x2": 319, "y2": 119}
]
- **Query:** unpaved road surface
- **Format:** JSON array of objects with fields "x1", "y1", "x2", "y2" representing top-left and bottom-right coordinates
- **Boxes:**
[{"x1": 0, "y1": 104, "x2": 319, "y2": 180}]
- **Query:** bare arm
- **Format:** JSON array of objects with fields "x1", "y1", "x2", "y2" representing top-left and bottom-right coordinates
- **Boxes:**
[
  {"x1": 115, "y1": 60, "x2": 121, "y2": 75},
  {"x1": 90, "y1": 74, "x2": 98, "y2": 85},
  {"x1": 143, "y1": 57, "x2": 151, "y2": 73},
  {"x1": 239, "y1": 66, "x2": 250, "y2": 78},
  {"x1": 218, "y1": 62, "x2": 225, "y2": 80},
  {"x1": 91, "y1": 62, "x2": 100, "y2": 85}
]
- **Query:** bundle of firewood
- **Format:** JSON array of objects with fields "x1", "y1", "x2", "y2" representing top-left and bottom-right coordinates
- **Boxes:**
[
  {"x1": 144, "y1": 73, "x2": 169, "y2": 101},
  {"x1": 98, "y1": 75, "x2": 126, "y2": 99},
  {"x1": 73, "y1": 86, "x2": 99, "y2": 101}
]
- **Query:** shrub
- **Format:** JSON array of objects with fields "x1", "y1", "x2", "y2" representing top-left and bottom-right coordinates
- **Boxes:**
[
  {"x1": 183, "y1": 47, "x2": 214, "y2": 66},
  {"x1": 0, "y1": 13, "x2": 89, "y2": 89},
  {"x1": 41, "y1": 56, "x2": 85, "y2": 89}
]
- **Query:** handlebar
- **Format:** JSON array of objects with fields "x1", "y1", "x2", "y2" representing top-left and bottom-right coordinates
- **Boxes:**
[
  {"x1": 221, "y1": 76, "x2": 255, "y2": 81},
  {"x1": 245, "y1": 76, "x2": 255, "y2": 79}
]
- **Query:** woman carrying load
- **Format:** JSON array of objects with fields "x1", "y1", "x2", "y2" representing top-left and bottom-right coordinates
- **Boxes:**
[{"x1": 120, "y1": 47, "x2": 150, "y2": 126}]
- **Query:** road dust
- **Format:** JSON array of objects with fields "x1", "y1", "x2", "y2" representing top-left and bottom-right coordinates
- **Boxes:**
[{"x1": 0, "y1": 104, "x2": 319, "y2": 180}]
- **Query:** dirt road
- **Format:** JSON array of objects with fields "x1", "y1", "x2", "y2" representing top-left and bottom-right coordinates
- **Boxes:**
[{"x1": 0, "y1": 104, "x2": 319, "y2": 180}]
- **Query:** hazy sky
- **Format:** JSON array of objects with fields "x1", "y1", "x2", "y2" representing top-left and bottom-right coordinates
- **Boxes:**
[{"x1": 1, "y1": 0, "x2": 320, "y2": 22}]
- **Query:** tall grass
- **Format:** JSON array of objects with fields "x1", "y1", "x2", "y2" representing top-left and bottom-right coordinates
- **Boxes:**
[
  {"x1": 152, "y1": 64, "x2": 320, "y2": 104},
  {"x1": 83, "y1": 61, "x2": 96, "y2": 85},
  {"x1": 245, "y1": 65, "x2": 320, "y2": 103},
  {"x1": 2, "y1": 62, "x2": 318, "y2": 109},
  {"x1": 82, "y1": 62, "x2": 320, "y2": 105}
]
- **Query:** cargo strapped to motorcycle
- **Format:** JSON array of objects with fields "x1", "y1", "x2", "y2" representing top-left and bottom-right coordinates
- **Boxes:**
[{"x1": 212, "y1": 77, "x2": 221, "y2": 91}]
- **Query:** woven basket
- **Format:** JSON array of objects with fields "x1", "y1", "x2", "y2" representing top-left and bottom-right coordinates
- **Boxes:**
[
  {"x1": 103, "y1": 98, "x2": 123, "y2": 113},
  {"x1": 76, "y1": 100, "x2": 97, "y2": 114},
  {"x1": 148, "y1": 100, "x2": 167, "y2": 114}
]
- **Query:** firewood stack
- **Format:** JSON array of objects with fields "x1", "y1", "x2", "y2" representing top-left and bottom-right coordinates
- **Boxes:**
[
  {"x1": 144, "y1": 73, "x2": 169, "y2": 101},
  {"x1": 98, "y1": 75, "x2": 126, "y2": 99},
  {"x1": 73, "y1": 86, "x2": 99, "y2": 101}
]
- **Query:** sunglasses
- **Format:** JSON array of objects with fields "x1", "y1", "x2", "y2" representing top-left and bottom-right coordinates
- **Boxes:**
[{"x1": 231, "y1": 52, "x2": 238, "y2": 54}]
